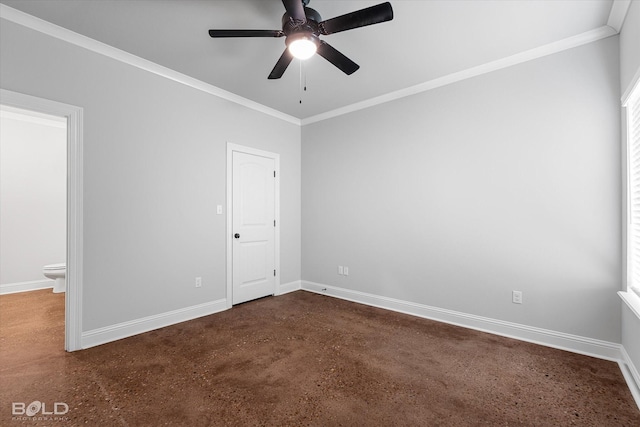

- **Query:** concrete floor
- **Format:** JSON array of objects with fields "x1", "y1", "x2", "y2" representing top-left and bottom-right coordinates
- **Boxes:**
[{"x1": 1, "y1": 289, "x2": 639, "y2": 426}]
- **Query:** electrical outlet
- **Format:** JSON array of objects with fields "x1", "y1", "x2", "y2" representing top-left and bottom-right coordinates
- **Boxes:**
[
  {"x1": 195, "y1": 277, "x2": 202, "y2": 288},
  {"x1": 338, "y1": 266, "x2": 344, "y2": 275},
  {"x1": 512, "y1": 290, "x2": 522, "y2": 304},
  {"x1": 343, "y1": 266, "x2": 349, "y2": 276}
]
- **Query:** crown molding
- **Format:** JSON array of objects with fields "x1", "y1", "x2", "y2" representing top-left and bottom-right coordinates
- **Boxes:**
[
  {"x1": 301, "y1": 25, "x2": 618, "y2": 125},
  {"x1": 1, "y1": 3, "x2": 621, "y2": 127},
  {"x1": 608, "y1": 0, "x2": 632, "y2": 33},
  {"x1": 0, "y1": 4, "x2": 301, "y2": 126}
]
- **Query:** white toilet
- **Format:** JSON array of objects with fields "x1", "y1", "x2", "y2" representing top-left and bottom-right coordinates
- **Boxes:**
[{"x1": 43, "y1": 263, "x2": 66, "y2": 293}]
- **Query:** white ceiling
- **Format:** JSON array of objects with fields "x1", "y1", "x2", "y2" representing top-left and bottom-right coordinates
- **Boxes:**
[{"x1": 0, "y1": 0, "x2": 621, "y2": 121}]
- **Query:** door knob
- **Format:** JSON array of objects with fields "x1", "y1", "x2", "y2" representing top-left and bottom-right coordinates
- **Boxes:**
[{"x1": 234, "y1": 233, "x2": 240, "y2": 239}]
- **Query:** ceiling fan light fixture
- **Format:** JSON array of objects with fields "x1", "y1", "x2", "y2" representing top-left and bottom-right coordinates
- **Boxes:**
[{"x1": 288, "y1": 35, "x2": 317, "y2": 60}]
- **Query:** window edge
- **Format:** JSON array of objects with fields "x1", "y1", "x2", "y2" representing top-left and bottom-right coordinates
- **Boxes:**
[{"x1": 619, "y1": 291, "x2": 640, "y2": 320}]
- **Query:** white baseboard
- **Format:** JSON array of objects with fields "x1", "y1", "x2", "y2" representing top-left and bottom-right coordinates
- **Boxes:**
[
  {"x1": 81, "y1": 298, "x2": 228, "y2": 349},
  {"x1": 620, "y1": 346, "x2": 640, "y2": 410},
  {"x1": 301, "y1": 280, "x2": 623, "y2": 362},
  {"x1": 0, "y1": 279, "x2": 53, "y2": 295},
  {"x1": 277, "y1": 280, "x2": 301, "y2": 295},
  {"x1": 80, "y1": 283, "x2": 302, "y2": 350},
  {"x1": 304, "y1": 280, "x2": 640, "y2": 409}
]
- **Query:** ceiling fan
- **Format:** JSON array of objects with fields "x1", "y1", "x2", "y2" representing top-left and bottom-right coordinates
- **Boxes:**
[{"x1": 208, "y1": 0, "x2": 394, "y2": 79}]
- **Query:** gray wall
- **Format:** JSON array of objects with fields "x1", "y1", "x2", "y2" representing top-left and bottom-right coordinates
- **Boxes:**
[
  {"x1": 0, "y1": 113, "x2": 66, "y2": 285},
  {"x1": 302, "y1": 36, "x2": 621, "y2": 342},
  {"x1": 0, "y1": 18, "x2": 301, "y2": 331},
  {"x1": 0, "y1": 4, "x2": 631, "y2": 357},
  {"x1": 621, "y1": 0, "x2": 640, "y2": 96},
  {"x1": 620, "y1": 0, "x2": 640, "y2": 380}
]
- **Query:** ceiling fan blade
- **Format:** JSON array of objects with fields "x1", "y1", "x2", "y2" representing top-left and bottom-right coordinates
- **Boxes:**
[
  {"x1": 208, "y1": 29, "x2": 284, "y2": 38},
  {"x1": 282, "y1": 0, "x2": 307, "y2": 23},
  {"x1": 268, "y1": 49, "x2": 295, "y2": 79},
  {"x1": 319, "y1": 2, "x2": 393, "y2": 35},
  {"x1": 316, "y1": 41, "x2": 360, "y2": 75}
]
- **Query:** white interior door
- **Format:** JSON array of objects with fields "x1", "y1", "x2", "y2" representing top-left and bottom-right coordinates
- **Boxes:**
[{"x1": 232, "y1": 151, "x2": 276, "y2": 305}]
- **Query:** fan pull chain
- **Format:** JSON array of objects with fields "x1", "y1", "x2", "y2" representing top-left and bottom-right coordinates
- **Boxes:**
[
  {"x1": 299, "y1": 60, "x2": 303, "y2": 104},
  {"x1": 299, "y1": 60, "x2": 308, "y2": 105}
]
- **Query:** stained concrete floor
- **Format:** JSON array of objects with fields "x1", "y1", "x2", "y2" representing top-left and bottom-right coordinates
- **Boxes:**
[{"x1": 1, "y1": 289, "x2": 639, "y2": 426}]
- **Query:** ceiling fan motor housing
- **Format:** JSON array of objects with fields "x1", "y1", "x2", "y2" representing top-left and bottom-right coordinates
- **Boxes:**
[
  {"x1": 283, "y1": 7, "x2": 320, "y2": 31},
  {"x1": 283, "y1": 7, "x2": 322, "y2": 48}
]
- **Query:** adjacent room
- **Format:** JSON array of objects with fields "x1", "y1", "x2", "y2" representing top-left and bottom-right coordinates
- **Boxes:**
[{"x1": 1, "y1": 0, "x2": 639, "y2": 425}]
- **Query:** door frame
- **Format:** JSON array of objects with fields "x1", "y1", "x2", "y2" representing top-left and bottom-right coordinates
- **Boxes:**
[
  {"x1": 226, "y1": 143, "x2": 280, "y2": 308},
  {"x1": 1, "y1": 89, "x2": 83, "y2": 351}
]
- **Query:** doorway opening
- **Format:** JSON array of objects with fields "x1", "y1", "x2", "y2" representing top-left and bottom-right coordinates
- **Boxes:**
[
  {"x1": 0, "y1": 89, "x2": 83, "y2": 351},
  {"x1": 1, "y1": 105, "x2": 66, "y2": 294}
]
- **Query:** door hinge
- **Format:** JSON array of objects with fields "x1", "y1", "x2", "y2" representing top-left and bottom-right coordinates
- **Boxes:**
[
  {"x1": 274, "y1": 220, "x2": 276, "y2": 227},
  {"x1": 274, "y1": 270, "x2": 276, "y2": 276},
  {"x1": 274, "y1": 171, "x2": 276, "y2": 178}
]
